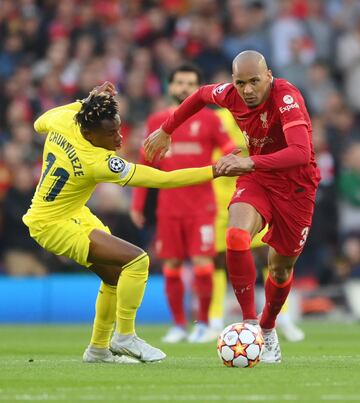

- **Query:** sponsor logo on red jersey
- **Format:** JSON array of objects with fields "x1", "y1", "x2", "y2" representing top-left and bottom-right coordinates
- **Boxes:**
[{"x1": 279, "y1": 102, "x2": 300, "y2": 113}]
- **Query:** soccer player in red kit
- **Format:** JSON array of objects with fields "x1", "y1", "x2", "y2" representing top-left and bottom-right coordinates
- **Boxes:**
[
  {"x1": 131, "y1": 64, "x2": 234, "y2": 343},
  {"x1": 144, "y1": 51, "x2": 320, "y2": 362}
]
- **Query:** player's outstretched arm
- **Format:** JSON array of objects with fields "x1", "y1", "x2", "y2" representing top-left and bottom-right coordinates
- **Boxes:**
[
  {"x1": 126, "y1": 164, "x2": 220, "y2": 189},
  {"x1": 144, "y1": 85, "x2": 216, "y2": 162}
]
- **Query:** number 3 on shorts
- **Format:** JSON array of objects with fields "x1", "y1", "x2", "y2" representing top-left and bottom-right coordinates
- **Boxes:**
[{"x1": 299, "y1": 227, "x2": 309, "y2": 247}]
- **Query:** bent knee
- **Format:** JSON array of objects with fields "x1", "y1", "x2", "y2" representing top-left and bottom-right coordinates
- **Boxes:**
[
  {"x1": 269, "y1": 266, "x2": 293, "y2": 284},
  {"x1": 226, "y1": 227, "x2": 251, "y2": 251},
  {"x1": 123, "y1": 253, "x2": 149, "y2": 276}
]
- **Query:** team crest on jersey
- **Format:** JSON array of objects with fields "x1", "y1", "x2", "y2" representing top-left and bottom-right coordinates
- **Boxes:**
[
  {"x1": 260, "y1": 112, "x2": 268, "y2": 128},
  {"x1": 108, "y1": 157, "x2": 125, "y2": 173},
  {"x1": 283, "y1": 95, "x2": 294, "y2": 104},
  {"x1": 214, "y1": 83, "x2": 231, "y2": 95}
]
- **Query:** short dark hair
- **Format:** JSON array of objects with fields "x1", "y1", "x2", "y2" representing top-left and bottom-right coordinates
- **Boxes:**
[
  {"x1": 168, "y1": 63, "x2": 203, "y2": 85},
  {"x1": 74, "y1": 93, "x2": 119, "y2": 132}
]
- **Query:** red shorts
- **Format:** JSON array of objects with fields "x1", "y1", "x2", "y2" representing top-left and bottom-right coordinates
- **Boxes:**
[
  {"x1": 155, "y1": 214, "x2": 215, "y2": 259},
  {"x1": 229, "y1": 174, "x2": 317, "y2": 256}
]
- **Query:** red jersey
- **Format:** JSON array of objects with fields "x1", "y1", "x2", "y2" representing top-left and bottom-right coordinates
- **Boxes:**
[
  {"x1": 132, "y1": 107, "x2": 233, "y2": 217},
  {"x1": 162, "y1": 79, "x2": 321, "y2": 199}
]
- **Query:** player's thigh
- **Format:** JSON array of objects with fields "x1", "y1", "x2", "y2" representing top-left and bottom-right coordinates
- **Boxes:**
[
  {"x1": 155, "y1": 216, "x2": 185, "y2": 259},
  {"x1": 228, "y1": 176, "x2": 272, "y2": 236},
  {"x1": 88, "y1": 229, "x2": 143, "y2": 267},
  {"x1": 228, "y1": 203, "x2": 263, "y2": 237},
  {"x1": 185, "y1": 214, "x2": 215, "y2": 258}
]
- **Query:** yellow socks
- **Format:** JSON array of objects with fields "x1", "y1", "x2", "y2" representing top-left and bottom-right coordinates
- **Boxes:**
[
  {"x1": 209, "y1": 268, "x2": 227, "y2": 322},
  {"x1": 90, "y1": 282, "x2": 117, "y2": 348},
  {"x1": 116, "y1": 253, "x2": 149, "y2": 335}
]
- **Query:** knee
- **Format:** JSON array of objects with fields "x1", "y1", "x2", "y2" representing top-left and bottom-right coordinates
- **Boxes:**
[
  {"x1": 226, "y1": 227, "x2": 251, "y2": 251},
  {"x1": 164, "y1": 258, "x2": 182, "y2": 269},
  {"x1": 124, "y1": 253, "x2": 149, "y2": 276},
  {"x1": 268, "y1": 265, "x2": 293, "y2": 284}
]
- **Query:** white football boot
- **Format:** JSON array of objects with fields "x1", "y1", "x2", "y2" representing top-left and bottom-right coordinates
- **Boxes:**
[
  {"x1": 260, "y1": 328, "x2": 282, "y2": 363},
  {"x1": 83, "y1": 346, "x2": 140, "y2": 364},
  {"x1": 110, "y1": 332, "x2": 166, "y2": 362},
  {"x1": 162, "y1": 326, "x2": 188, "y2": 343},
  {"x1": 187, "y1": 323, "x2": 218, "y2": 343}
]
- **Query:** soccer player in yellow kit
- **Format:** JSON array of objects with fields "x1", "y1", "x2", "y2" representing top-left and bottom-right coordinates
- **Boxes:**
[{"x1": 23, "y1": 82, "x2": 223, "y2": 364}]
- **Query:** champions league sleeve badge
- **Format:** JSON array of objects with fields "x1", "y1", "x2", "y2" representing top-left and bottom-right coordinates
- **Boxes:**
[{"x1": 108, "y1": 157, "x2": 126, "y2": 173}]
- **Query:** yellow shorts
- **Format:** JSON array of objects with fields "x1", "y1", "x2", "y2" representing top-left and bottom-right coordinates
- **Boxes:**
[
  {"x1": 215, "y1": 209, "x2": 268, "y2": 253},
  {"x1": 25, "y1": 206, "x2": 111, "y2": 267}
]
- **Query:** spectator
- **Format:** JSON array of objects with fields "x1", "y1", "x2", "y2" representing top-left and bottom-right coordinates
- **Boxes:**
[
  {"x1": 1, "y1": 163, "x2": 47, "y2": 276},
  {"x1": 338, "y1": 142, "x2": 360, "y2": 235}
]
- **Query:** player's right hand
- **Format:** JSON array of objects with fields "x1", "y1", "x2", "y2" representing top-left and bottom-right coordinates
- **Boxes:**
[
  {"x1": 130, "y1": 210, "x2": 146, "y2": 229},
  {"x1": 90, "y1": 81, "x2": 118, "y2": 98},
  {"x1": 143, "y1": 128, "x2": 171, "y2": 162}
]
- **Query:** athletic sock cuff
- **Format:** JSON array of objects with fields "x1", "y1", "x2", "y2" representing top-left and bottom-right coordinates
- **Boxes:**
[{"x1": 268, "y1": 271, "x2": 293, "y2": 288}]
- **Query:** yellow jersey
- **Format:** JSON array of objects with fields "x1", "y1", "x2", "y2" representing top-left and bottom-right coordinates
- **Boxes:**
[
  {"x1": 24, "y1": 102, "x2": 215, "y2": 227},
  {"x1": 23, "y1": 102, "x2": 136, "y2": 226}
]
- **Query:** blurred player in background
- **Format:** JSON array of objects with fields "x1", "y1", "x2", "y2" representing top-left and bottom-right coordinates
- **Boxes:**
[
  {"x1": 210, "y1": 107, "x2": 305, "y2": 342},
  {"x1": 131, "y1": 64, "x2": 235, "y2": 343},
  {"x1": 144, "y1": 51, "x2": 320, "y2": 363},
  {"x1": 23, "y1": 81, "x2": 226, "y2": 364}
]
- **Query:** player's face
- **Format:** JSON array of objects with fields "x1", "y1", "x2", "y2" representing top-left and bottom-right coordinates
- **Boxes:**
[
  {"x1": 85, "y1": 115, "x2": 122, "y2": 151},
  {"x1": 232, "y1": 63, "x2": 273, "y2": 108},
  {"x1": 169, "y1": 72, "x2": 200, "y2": 104}
]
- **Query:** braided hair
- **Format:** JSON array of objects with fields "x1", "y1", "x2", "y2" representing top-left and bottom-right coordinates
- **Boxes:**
[{"x1": 74, "y1": 93, "x2": 119, "y2": 132}]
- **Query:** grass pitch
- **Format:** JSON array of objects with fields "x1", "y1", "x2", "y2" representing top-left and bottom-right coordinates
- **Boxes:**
[{"x1": 0, "y1": 322, "x2": 359, "y2": 402}]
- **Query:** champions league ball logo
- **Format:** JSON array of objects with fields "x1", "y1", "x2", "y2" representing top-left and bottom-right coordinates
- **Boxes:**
[{"x1": 108, "y1": 157, "x2": 125, "y2": 173}]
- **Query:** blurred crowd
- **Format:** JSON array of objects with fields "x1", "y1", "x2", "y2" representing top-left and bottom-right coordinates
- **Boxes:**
[{"x1": 0, "y1": 0, "x2": 360, "y2": 290}]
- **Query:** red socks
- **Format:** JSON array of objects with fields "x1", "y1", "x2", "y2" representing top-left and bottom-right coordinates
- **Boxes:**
[
  {"x1": 226, "y1": 228, "x2": 257, "y2": 320},
  {"x1": 260, "y1": 271, "x2": 293, "y2": 330},
  {"x1": 163, "y1": 267, "x2": 186, "y2": 326},
  {"x1": 194, "y1": 264, "x2": 214, "y2": 323},
  {"x1": 164, "y1": 263, "x2": 214, "y2": 325}
]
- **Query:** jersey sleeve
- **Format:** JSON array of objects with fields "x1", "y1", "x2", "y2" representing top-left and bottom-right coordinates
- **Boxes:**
[
  {"x1": 210, "y1": 83, "x2": 234, "y2": 108},
  {"x1": 93, "y1": 153, "x2": 136, "y2": 186},
  {"x1": 127, "y1": 164, "x2": 214, "y2": 188},
  {"x1": 162, "y1": 85, "x2": 221, "y2": 134},
  {"x1": 34, "y1": 102, "x2": 82, "y2": 134},
  {"x1": 274, "y1": 83, "x2": 308, "y2": 131}
]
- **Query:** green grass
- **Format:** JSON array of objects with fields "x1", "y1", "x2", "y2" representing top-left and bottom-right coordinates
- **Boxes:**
[{"x1": 0, "y1": 322, "x2": 359, "y2": 402}]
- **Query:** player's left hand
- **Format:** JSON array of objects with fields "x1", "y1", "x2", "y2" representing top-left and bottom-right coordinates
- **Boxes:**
[
  {"x1": 215, "y1": 153, "x2": 255, "y2": 176},
  {"x1": 143, "y1": 128, "x2": 171, "y2": 162}
]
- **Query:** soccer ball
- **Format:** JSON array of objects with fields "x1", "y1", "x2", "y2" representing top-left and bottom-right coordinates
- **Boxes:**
[{"x1": 217, "y1": 322, "x2": 264, "y2": 368}]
